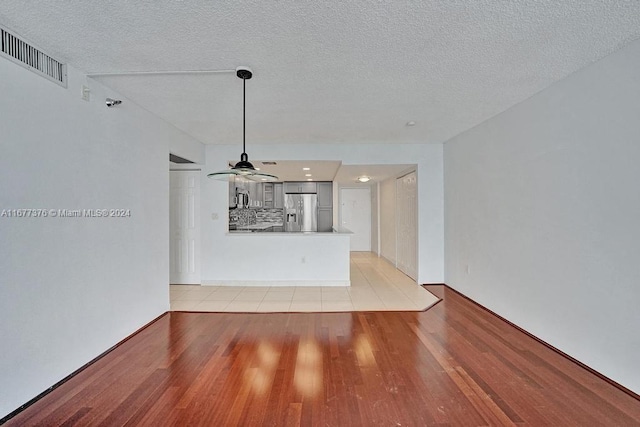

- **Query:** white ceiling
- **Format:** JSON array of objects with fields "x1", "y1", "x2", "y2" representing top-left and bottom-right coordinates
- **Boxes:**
[
  {"x1": 333, "y1": 164, "x2": 414, "y2": 185},
  {"x1": 230, "y1": 160, "x2": 414, "y2": 184},
  {"x1": 1, "y1": 2, "x2": 639, "y2": 147},
  {"x1": 243, "y1": 160, "x2": 342, "y2": 182}
]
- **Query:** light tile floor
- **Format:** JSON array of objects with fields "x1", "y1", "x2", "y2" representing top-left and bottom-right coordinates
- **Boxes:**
[{"x1": 170, "y1": 252, "x2": 440, "y2": 313}]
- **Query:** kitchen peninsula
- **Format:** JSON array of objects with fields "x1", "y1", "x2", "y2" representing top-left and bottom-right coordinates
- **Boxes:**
[
  {"x1": 210, "y1": 226, "x2": 352, "y2": 287},
  {"x1": 204, "y1": 180, "x2": 352, "y2": 287}
]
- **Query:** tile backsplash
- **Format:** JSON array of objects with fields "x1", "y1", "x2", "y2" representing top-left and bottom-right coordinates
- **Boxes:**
[{"x1": 230, "y1": 208, "x2": 283, "y2": 226}]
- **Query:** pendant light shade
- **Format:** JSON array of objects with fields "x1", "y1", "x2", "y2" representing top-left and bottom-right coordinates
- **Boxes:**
[{"x1": 207, "y1": 67, "x2": 278, "y2": 182}]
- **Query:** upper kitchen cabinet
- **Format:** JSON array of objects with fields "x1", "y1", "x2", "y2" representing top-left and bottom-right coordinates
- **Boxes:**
[
  {"x1": 247, "y1": 181, "x2": 262, "y2": 206},
  {"x1": 284, "y1": 182, "x2": 317, "y2": 194},
  {"x1": 229, "y1": 181, "x2": 285, "y2": 209},
  {"x1": 317, "y1": 182, "x2": 333, "y2": 232},
  {"x1": 263, "y1": 183, "x2": 274, "y2": 208},
  {"x1": 274, "y1": 183, "x2": 284, "y2": 209},
  {"x1": 317, "y1": 182, "x2": 332, "y2": 208},
  {"x1": 228, "y1": 180, "x2": 259, "y2": 207}
]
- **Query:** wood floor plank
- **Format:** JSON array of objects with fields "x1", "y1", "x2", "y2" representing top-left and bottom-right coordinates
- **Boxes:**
[{"x1": 5, "y1": 286, "x2": 640, "y2": 426}]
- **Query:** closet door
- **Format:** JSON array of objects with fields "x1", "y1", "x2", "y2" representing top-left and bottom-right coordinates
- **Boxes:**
[
  {"x1": 396, "y1": 171, "x2": 417, "y2": 281},
  {"x1": 170, "y1": 171, "x2": 201, "y2": 284}
]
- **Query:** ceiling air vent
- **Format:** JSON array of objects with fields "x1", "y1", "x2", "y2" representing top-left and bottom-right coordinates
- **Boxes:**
[{"x1": 1, "y1": 26, "x2": 67, "y2": 87}]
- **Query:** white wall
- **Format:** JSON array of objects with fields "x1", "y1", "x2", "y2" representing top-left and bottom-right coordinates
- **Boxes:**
[
  {"x1": 170, "y1": 136, "x2": 205, "y2": 165},
  {"x1": 202, "y1": 143, "x2": 443, "y2": 284},
  {"x1": 0, "y1": 60, "x2": 204, "y2": 418},
  {"x1": 444, "y1": 38, "x2": 640, "y2": 394},
  {"x1": 202, "y1": 233, "x2": 351, "y2": 286}
]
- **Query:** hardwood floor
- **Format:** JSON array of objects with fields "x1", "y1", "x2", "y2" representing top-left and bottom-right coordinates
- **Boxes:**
[{"x1": 5, "y1": 286, "x2": 640, "y2": 426}]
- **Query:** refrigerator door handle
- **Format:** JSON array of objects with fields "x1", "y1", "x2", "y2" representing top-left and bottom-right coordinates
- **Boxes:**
[{"x1": 299, "y1": 200, "x2": 303, "y2": 227}]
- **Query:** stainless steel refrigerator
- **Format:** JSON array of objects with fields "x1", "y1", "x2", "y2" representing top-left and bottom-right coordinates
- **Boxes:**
[{"x1": 284, "y1": 194, "x2": 318, "y2": 232}]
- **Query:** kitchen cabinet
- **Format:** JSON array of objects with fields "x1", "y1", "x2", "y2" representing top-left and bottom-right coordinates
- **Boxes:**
[
  {"x1": 317, "y1": 209, "x2": 332, "y2": 232},
  {"x1": 263, "y1": 183, "x2": 274, "y2": 207},
  {"x1": 230, "y1": 182, "x2": 285, "y2": 209},
  {"x1": 257, "y1": 183, "x2": 284, "y2": 208},
  {"x1": 317, "y1": 182, "x2": 332, "y2": 208},
  {"x1": 229, "y1": 180, "x2": 260, "y2": 208},
  {"x1": 317, "y1": 182, "x2": 333, "y2": 232},
  {"x1": 284, "y1": 182, "x2": 317, "y2": 194},
  {"x1": 274, "y1": 183, "x2": 284, "y2": 208},
  {"x1": 249, "y1": 182, "x2": 262, "y2": 206}
]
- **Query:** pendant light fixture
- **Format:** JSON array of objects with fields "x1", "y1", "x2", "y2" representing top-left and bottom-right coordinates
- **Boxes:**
[{"x1": 207, "y1": 67, "x2": 278, "y2": 182}]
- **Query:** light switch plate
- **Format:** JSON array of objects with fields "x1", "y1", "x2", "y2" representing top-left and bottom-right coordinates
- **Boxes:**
[{"x1": 81, "y1": 85, "x2": 90, "y2": 101}]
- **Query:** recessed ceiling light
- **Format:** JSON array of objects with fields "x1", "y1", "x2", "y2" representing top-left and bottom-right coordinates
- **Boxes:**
[
  {"x1": 357, "y1": 176, "x2": 371, "y2": 183},
  {"x1": 406, "y1": 121, "x2": 416, "y2": 127},
  {"x1": 305, "y1": 174, "x2": 312, "y2": 177},
  {"x1": 307, "y1": 178, "x2": 313, "y2": 181},
  {"x1": 255, "y1": 167, "x2": 260, "y2": 170},
  {"x1": 261, "y1": 178, "x2": 267, "y2": 181},
  {"x1": 302, "y1": 167, "x2": 310, "y2": 171}
]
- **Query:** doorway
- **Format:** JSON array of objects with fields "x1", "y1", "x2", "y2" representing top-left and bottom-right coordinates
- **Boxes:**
[
  {"x1": 169, "y1": 170, "x2": 201, "y2": 284},
  {"x1": 340, "y1": 187, "x2": 371, "y2": 251}
]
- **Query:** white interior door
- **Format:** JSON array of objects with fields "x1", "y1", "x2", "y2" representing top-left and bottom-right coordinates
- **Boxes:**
[
  {"x1": 340, "y1": 187, "x2": 371, "y2": 251},
  {"x1": 396, "y1": 172, "x2": 417, "y2": 281},
  {"x1": 170, "y1": 171, "x2": 201, "y2": 284}
]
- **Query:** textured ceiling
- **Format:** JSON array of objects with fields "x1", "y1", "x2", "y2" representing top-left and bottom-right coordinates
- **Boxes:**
[
  {"x1": 240, "y1": 160, "x2": 342, "y2": 182},
  {"x1": 1, "y1": 1, "x2": 639, "y2": 145}
]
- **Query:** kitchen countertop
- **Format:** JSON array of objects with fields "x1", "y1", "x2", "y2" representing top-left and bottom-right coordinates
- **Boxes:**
[
  {"x1": 228, "y1": 225, "x2": 352, "y2": 235},
  {"x1": 231, "y1": 222, "x2": 283, "y2": 231}
]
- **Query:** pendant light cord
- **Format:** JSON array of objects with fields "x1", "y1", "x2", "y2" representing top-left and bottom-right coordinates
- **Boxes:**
[
  {"x1": 207, "y1": 66, "x2": 279, "y2": 180},
  {"x1": 243, "y1": 77, "x2": 246, "y2": 155}
]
